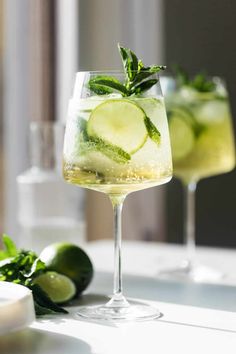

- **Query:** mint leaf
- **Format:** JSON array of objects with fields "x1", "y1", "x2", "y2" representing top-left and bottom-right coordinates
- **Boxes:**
[
  {"x1": 88, "y1": 75, "x2": 128, "y2": 95},
  {"x1": 24, "y1": 258, "x2": 46, "y2": 278},
  {"x1": 90, "y1": 136, "x2": 131, "y2": 164},
  {"x1": 138, "y1": 60, "x2": 145, "y2": 71},
  {"x1": 89, "y1": 77, "x2": 128, "y2": 96},
  {"x1": 132, "y1": 67, "x2": 165, "y2": 87},
  {"x1": 130, "y1": 50, "x2": 138, "y2": 72},
  {"x1": 88, "y1": 82, "x2": 113, "y2": 95},
  {"x1": 132, "y1": 79, "x2": 158, "y2": 94},
  {"x1": 2, "y1": 234, "x2": 18, "y2": 257},
  {"x1": 191, "y1": 73, "x2": 216, "y2": 92},
  {"x1": 118, "y1": 44, "x2": 132, "y2": 81},
  {"x1": 30, "y1": 284, "x2": 68, "y2": 315},
  {"x1": 144, "y1": 116, "x2": 161, "y2": 145},
  {"x1": 34, "y1": 301, "x2": 56, "y2": 316}
]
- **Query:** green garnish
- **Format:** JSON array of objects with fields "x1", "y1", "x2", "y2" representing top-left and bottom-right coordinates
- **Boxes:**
[
  {"x1": 88, "y1": 44, "x2": 166, "y2": 97},
  {"x1": 167, "y1": 106, "x2": 205, "y2": 138},
  {"x1": 0, "y1": 234, "x2": 17, "y2": 259},
  {"x1": 89, "y1": 136, "x2": 131, "y2": 164},
  {"x1": 78, "y1": 119, "x2": 131, "y2": 164},
  {"x1": 88, "y1": 75, "x2": 129, "y2": 96},
  {"x1": 144, "y1": 116, "x2": 161, "y2": 144},
  {"x1": 0, "y1": 234, "x2": 68, "y2": 316},
  {"x1": 173, "y1": 65, "x2": 216, "y2": 93}
]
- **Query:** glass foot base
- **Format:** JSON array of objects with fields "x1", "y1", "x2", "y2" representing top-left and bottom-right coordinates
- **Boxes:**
[
  {"x1": 158, "y1": 260, "x2": 224, "y2": 283},
  {"x1": 76, "y1": 303, "x2": 161, "y2": 322}
]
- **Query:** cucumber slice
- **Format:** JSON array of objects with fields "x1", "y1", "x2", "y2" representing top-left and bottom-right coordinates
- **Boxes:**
[
  {"x1": 76, "y1": 119, "x2": 130, "y2": 164},
  {"x1": 169, "y1": 116, "x2": 195, "y2": 161},
  {"x1": 168, "y1": 105, "x2": 205, "y2": 137},
  {"x1": 87, "y1": 99, "x2": 148, "y2": 154}
]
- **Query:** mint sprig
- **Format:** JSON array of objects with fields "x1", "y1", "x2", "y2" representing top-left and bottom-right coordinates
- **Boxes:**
[
  {"x1": 88, "y1": 44, "x2": 166, "y2": 96},
  {"x1": 0, "y1": 235, "x2": 68, "y2": 316},
  {"x1": 173, "y1": 65, "x2": 216, "y2": 93}
]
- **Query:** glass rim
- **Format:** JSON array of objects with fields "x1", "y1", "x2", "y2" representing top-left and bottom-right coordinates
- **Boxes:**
[
  {"x1": 161, "y1": 73, "x2": 225, "y2": 82},
  {"x1": 75, "y1": 70, "x2": 162, "y2": 75}
]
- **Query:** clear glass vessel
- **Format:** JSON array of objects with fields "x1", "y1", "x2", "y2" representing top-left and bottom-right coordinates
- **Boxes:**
[
  {"x1": 162, "y1": 76, "x2": 235, "y2": 281},
  {"x1": 63, "y1": 71, "x2": 172, "y2": 321},
  {"x1": 17, "y1": 121, "x2": 85, "y2": 253}
]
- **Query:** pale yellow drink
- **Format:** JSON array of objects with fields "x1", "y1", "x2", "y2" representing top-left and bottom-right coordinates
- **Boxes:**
[
  {"x1": 63, "y1": 95, "x2": 172, "y2": 195},
  {"x1": 167, "y1": 86, "x2": 235, "y2": 184}
]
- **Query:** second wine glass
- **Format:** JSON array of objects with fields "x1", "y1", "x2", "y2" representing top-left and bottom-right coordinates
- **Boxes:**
[{"x1": 162, "y1": 75, "x2": 235, "y2": 281}]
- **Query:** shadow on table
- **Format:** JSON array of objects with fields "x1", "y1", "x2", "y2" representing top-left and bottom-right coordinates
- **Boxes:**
[
  {"x1": 85, "y1": 271, "x2": 236, "y2": 313},
  {"x1": 0, "y1": 329, "x2": 92, "y2": 354}
]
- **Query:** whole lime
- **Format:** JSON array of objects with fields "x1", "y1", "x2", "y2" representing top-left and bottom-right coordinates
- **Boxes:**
[{"x1": 40, "y1": 243, "x2": 93, "y2": 295}]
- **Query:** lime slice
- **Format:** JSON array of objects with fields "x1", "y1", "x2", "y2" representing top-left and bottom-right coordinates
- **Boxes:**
[
  {"x1": 87, "y1": 99, "x2": 148, "y2": 154},
  {"x1": 169, "y1": 116, "x2": 195, "y2": 161},
  {"x1": 34, "y1": 271, "x2": 76, "y2": 304}
]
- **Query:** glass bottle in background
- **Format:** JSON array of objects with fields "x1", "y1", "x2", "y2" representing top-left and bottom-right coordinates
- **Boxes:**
[{"x1": 17, "y1": 121, "x2": 86, "y2": 253}]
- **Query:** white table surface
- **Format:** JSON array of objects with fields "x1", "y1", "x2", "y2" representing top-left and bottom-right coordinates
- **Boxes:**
[{"x1": 1, "y1": 240, "x2": 236, "y2": 354}]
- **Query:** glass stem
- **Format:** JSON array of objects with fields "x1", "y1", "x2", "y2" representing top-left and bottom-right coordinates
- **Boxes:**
[
  {"x1": 106, "y1": 195, "x2": 129, "y2": 308},
  {"x1": 184, "y1": 181, "x2": 197, "y2": 266}
]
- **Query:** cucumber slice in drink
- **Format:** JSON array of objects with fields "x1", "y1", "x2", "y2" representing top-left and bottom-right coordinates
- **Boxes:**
[
  {"x1": 87, "y1": 99, "x2": 148, "y2": 154},
  {"x1": 168, "y1": 106, "x2": 205, "y2": 137},
  {"x1": 77, "y1": 118, "x2": 131, "y2": 164},
  {"x1": 169, "y1": 116, "x2": 195, "y2": 161}
]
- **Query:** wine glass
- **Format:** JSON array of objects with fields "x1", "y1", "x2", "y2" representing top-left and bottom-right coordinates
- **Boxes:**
[
  {"x1": 63, "y1": 71, "x2": 172, "y2": 321},
  {"x1": 161, "y1": 75, "x2": 235, "y2": 281}
]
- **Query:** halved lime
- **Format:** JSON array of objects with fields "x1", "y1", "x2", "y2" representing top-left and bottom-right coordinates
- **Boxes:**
[
  {"x1": 169, "y1": 116, "x2": 195, "y2": 161},
  {"x1": 87, "y1": 99, "x2": 148, "y2": 154},
  {"x1": 34, "y1": 271, "x2": 76, "y2": 304},
  {"x1": 40, "y1": 243, "x2": 93, "y2": 295}
]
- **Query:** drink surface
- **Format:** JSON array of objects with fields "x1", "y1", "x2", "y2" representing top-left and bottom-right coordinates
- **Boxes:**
[
  {"x1": 167, "y1": 87, "x2": 235, "y2": 184},
  {"x1": 63, "y1": 95, "x2": 172, "y2": 196}
]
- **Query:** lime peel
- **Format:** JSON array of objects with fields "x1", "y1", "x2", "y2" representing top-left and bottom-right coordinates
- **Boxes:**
[
  {"x1": 87, "y1": 99, "x2": 148, "y2": 154},
  {"x1": 34, "y1": 271, "x2": 76, "y2": 304}
]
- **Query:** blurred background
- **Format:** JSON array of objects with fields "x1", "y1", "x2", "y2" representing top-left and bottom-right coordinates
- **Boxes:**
[{"x1": 0, "y1": 0, "x2": 235, "y2": 248}]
